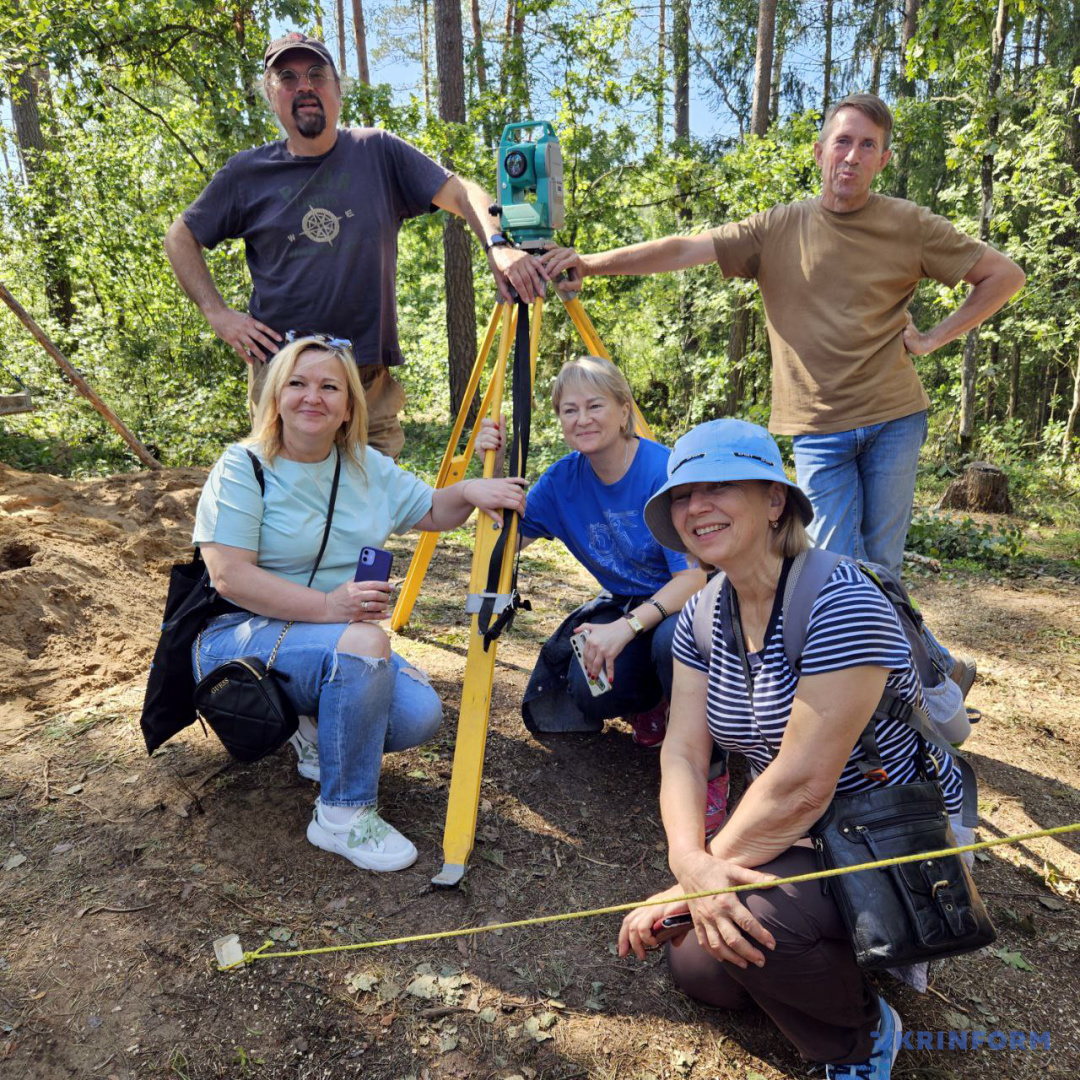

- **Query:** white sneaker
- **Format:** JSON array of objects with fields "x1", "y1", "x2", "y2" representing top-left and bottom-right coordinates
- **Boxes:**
[
  {"x1": 306, "y1": 800, "x2": 418, "y2": 872},
  {"x1": 288, "y1": 727, "x2": 320, "y2": 782}
]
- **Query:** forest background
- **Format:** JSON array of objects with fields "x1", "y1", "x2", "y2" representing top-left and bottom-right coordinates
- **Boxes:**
[{"x1": 1, "y1": 0, "x2": 1079, "y2": 554}]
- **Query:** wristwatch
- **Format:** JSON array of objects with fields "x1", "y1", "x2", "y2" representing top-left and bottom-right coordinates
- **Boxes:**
[
  {"x1": 485, "y1": 233, "x2": 510, "y2": 252},
  {"x1": 624, "y1": 613, "x2": 645, "y2": 637}
]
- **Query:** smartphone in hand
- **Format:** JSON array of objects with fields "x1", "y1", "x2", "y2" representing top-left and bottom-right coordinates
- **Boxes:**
[
  {"x1": 355, "y1": 546, "x2": 393, "y2": 583},
  {"x1": 650, "y1": 911, "x2": 692, "y2": 948},
  {"x1": 569, "y1": 629, "x2": 611, "y2": 696}
]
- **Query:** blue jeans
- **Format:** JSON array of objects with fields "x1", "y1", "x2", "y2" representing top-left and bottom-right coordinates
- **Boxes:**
[
  {"x1": 792, "y1": 410, "x2": 927, "y2": 577},
  {"x1": 193, "y1": 613, "x2": 442, "y2": 807},
  {"x1": 566, "y1": 612, "x2": 679, "y2": 722}
]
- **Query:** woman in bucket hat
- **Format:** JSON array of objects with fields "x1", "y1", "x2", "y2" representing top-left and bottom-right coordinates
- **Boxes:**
[{"x1": 617, "y1": 419, "x2": 969, "y2": 1079}]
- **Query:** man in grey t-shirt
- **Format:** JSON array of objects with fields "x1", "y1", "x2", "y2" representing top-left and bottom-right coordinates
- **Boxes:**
[{"x1": 166, "y1": 32, "x2": 546, "y2": 458}]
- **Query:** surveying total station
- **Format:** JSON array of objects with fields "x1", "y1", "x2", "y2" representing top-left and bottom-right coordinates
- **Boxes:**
[
  {"x1": 391, "y1": 121, "x2": 653, "y2": 886},
  {"x1": 490, "y1": 121, "x2": 565, "y2": 250}
]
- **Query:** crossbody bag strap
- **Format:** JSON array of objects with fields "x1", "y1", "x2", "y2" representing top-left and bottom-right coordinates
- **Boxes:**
[{"x1": 306, "y1": 447, "x2": 341, "y2": 589}]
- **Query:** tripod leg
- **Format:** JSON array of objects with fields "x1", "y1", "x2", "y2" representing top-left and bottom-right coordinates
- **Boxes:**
[
  {"x1": 433, "y1": 300, "x2": 540, "y2": 886},
  {"x1": 392, "y1": 303, "x2": 509, "y2": 631},
  {"x1": 561, "y1": 295, "x2": 655, "y2": 440}
]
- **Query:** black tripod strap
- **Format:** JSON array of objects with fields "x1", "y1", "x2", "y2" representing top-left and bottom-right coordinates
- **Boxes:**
[{"x1": 478, "y1": 300, "x2": 533, "y2": 649}]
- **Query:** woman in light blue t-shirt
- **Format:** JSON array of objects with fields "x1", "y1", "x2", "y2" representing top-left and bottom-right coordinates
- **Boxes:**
[{"x1": 193, "y1": 336, "x2": 526, "y2": 873}]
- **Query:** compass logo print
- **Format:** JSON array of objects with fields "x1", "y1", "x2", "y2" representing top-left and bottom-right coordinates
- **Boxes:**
[{"x1": 288, "y1": 205, "x2": 355, "y2": 246}]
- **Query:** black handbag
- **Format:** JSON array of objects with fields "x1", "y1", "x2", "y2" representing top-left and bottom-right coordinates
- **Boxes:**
[
  {"x1": 192, "y1": 620, "x2": 299, "y2": 763},
  {"x1": 809, "y1": 774, "x2": 996, "y2": 970},
  {"x1": 140, "y1": 452, "x2": 265, "y2": 755}
]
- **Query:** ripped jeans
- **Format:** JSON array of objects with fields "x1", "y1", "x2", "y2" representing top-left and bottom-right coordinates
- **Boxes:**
[{"x1": 193, "y1": 613, "x2": 443, "y2": 807}]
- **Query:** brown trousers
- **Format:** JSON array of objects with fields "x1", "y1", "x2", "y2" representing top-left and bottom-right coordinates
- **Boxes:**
[
  {"x1": 666, "y1": 844, "x2": 880, "y2": 1066},
  {"x1": 248, "y1": 360, "x2": 407, "y2": 461}
]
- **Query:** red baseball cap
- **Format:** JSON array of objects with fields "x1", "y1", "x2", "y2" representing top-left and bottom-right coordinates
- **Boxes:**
[{"x1": 263, "y1": 32, "x2": 336, "y2": 72}]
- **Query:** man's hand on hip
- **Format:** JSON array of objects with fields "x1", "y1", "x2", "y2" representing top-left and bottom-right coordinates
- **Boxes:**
[
  {"x1": 208, "y1": 308, "x2": 282, "y2": 364},
  {"x1": 902, "y1": 314, "x2": 937, "y2": 357},
  {"x1": 488, "y1": 246, "x2": 548, "y2": 304}
]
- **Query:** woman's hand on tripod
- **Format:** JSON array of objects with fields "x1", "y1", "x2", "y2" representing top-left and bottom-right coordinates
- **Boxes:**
[
  {"x1": 459, "y1": 477, "x2": 528, "y2": 525},
  {"x1": 474, "y1": 416, "x2": 507, "y2": 472}
]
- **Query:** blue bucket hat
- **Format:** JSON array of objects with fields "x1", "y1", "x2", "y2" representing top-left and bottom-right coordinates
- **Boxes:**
[{"x1": 644, "y1": 419, "x2": 814, "y2": 553}]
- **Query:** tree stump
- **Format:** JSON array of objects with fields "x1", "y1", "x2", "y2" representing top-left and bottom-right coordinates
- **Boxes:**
[{"x1": 937, "y1": 461, "x2": 1012, "y2": 514}]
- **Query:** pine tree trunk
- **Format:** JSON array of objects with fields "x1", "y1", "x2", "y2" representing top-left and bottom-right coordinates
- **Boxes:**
[
  {"x1": 421, "y1": 0, "x2": 431, "y2": 112},
  {"x1": 727, "y1": 0, "x2": 776, "y2": 410},
  {"x1": 672, "y1": 0, "x2": 690, "y2": 148},
  {"x1": 985, "y1": 336, "x2": 999, "y2": 423},
  {"x1": 470, "y1": 0, "x2": 488, "y2": 94},
  {"x1": 750, "y1": 0, "x2": 777, "y2": 137},
  {"x1": 1063, "y1": 342, "x2": 1080, "y2": 461},
  {"x1": 656, "y1": 0, "x2": 666, "y2": 146},
  {"x1": 352, "y1": 0, "x2": 371, "y2": 83},
  {"x1": 896, "y1": 0, "x2": 920, "y2": 199},
  {"x1": 336, "y1": 0, "x2": 348, "y2": 76},
  {"x1": 434, "y1": 0, "x2": 478, "y2": 418},
  {"x1": 958, "y1": 0, "x2": 1009, "y2": 452},
  {"x1": 9, "y1": 66, "x2": 74, "y2": 329},
  {"x1": 1007, "y1": 340, "x2": 1020, "y2": 420},
  {"x1": 822, "y1": 0, "x2": 834, "y2": 114},
  {"x1": 769, "y1": 11, "x2": 784, "y2": 125}
]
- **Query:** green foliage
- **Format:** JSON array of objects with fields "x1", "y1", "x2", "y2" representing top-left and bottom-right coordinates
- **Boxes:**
[
  {"x1": 907, "y1": 510, "x2": 1026, "y2": 564},
  {"x1": 1, "y1": 0, "x2": 1078, "y2": 496}
]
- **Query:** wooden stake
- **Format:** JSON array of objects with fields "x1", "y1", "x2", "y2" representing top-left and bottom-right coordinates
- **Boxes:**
[{"x1": 0, "y1": 281, "x2": 161, "y2": 470}]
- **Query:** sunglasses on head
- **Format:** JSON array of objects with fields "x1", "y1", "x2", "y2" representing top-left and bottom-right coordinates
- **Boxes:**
[{"x1": 285, "y1": 330, "x2": 352, "y2": 349}]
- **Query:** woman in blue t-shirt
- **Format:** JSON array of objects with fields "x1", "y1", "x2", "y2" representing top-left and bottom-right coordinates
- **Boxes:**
[
  {"x1": 193, "y1": 336, "x2": 526, "y2": 874},
  {"x1": 617, "y1": 419, "x2": 969, "y2": 1080},
  {"x1": 478, "y1": 356, "x2": 727, "y2": 828}
]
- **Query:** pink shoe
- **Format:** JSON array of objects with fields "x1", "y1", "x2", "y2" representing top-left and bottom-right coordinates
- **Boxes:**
[
  {"x1": 628, "y1": 698, "x2": 668, "y2": 748},
  {"x1": 704, "y1": 771, "x2": 729, "y2": 839}
]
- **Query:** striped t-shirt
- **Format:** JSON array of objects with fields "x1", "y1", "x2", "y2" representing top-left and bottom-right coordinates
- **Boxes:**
[{"x1": 672, "y1": 560, "x2": 964, "y2": 813}]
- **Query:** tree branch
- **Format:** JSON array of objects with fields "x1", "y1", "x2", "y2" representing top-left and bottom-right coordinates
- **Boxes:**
[{"x1": 102, "y1": 80, "x2": 209, "y2": 177}]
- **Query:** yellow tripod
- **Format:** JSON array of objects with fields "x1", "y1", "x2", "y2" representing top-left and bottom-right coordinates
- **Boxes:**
[{"x1": 391, "y1": 290, "x2": 654, "y2": 886}]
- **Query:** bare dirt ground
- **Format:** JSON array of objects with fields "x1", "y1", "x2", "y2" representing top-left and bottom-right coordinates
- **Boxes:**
[{"x1": 1, "y1": 461, "x2": 1078, "y2": 1080}]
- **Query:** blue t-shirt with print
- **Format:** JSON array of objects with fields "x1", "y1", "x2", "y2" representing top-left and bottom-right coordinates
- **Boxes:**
[{"x1": 520, "y1": 438, "x2": 689, "y2": 595}]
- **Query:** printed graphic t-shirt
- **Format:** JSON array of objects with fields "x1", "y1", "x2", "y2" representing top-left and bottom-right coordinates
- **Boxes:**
[
  {"x1": 710, "y1": 195, "x2": 985, "y2": 435},
  {"x1": 183, "y1": 128, "x2": 451, "y2": 366},
  {"x1": 520, "y1": 438, "x2": 690, "y2": 596},
  {"x1": 193, "y1": 443, "x2": 433, "y2": 593}
]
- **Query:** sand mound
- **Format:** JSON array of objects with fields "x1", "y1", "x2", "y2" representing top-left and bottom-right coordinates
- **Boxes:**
[{"x1": 0, "y1": 462, "x2": 207, "y2": 735}]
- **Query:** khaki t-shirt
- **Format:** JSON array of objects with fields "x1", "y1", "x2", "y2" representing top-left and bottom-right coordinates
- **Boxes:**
[{"x1": 711, "y1": 195, "x2": 985, "y2": 435}]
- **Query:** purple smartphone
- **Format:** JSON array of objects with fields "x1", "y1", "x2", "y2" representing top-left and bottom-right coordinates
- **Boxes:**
[{"x1": 355, "y1": 546, "x2": 393, "y2": 582}]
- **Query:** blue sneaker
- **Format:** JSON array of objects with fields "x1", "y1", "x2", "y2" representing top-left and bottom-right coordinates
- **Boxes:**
[{"x1": 825, "y1": 996, "x2": 902, "y2": 1079}]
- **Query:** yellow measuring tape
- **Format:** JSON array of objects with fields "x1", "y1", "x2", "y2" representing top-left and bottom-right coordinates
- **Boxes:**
[{"x1": 218, "y1": 822, "x2": 1080, "y2": 970}]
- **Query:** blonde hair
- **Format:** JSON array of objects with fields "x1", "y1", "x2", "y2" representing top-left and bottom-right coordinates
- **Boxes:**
[
  {"x1": 769, "y1": 489, "x2": 810, "y2": 559},
  {"x1": 247, "y1": 337, "x2": 368, "y2": 465},
  {"x1": 550, "y1": 355, "x2": 636, "y2": 438}
]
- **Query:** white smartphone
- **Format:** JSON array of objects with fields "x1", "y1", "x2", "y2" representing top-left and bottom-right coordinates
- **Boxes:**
[{"x1": 569, "y1": 629, "x2": 612, "y2": 696}]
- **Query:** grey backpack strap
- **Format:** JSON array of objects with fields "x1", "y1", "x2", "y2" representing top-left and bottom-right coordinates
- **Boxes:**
[
  {"x1": 780, "y1": 547, "x2": 843, "y2": 671},
  {"x1": 691, "y1": 571, "x2": 727, "y2": 666},
  {"x1": 895, "y1": 699, "x2": 980, "y2": 829}
]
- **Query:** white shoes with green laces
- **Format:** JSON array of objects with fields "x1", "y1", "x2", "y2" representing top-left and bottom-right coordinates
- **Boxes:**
[
  {"x1": 287, "y1": 725, "x2": 320, "y2": 782},
  {"x1": 306, "y1": 799, "x2": 418, "y2": 872}
]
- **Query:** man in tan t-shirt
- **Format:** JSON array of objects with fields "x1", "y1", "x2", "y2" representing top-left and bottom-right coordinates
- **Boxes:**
[{"x1": 541, "y1": 93, "x2": 1024, "y2": 577}]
